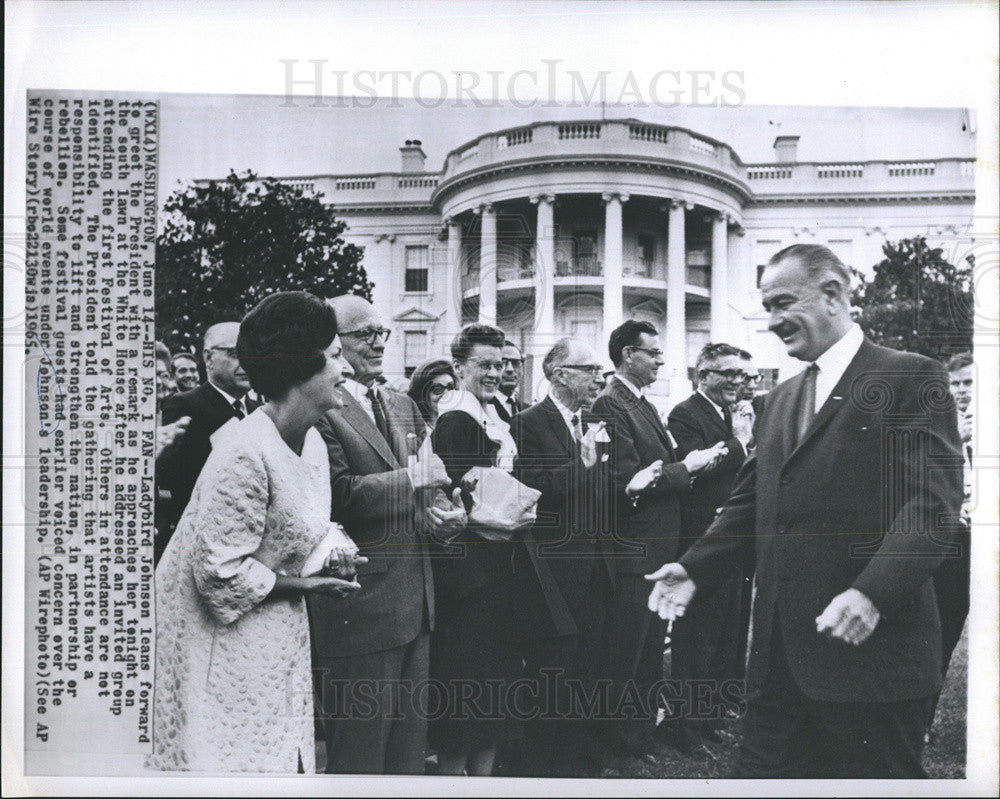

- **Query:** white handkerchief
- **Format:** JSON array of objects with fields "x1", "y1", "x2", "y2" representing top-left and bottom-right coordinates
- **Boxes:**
[{"x1": 587, "y1": 422, "x2": 611, "y2": 443}]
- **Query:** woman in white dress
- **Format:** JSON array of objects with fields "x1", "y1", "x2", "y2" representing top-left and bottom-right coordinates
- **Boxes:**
[{"x1": 149, "y1": 292, "x2": 361, "y2": 772}]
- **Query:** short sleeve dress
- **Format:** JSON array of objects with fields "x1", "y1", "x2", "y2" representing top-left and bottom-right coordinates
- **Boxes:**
[{"x1": 148, "y1": 409, "x2": 331, "y2": 772}]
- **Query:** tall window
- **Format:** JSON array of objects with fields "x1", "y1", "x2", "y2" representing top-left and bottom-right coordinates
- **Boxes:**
[
  {"x1": 405, "y1": 245, "x2": 429, "y2": 293},
  {"x1": 403, "y1": 330, "x2": 427, "y2": 378},
  {"x1": 637, "y1": 233, "x2": 656, "y2": 277}
]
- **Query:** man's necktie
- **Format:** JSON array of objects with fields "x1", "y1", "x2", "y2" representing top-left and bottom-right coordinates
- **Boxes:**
[
  {"x1": 570, "y1": 412, "x2": 583, "y2": 443},
  {"x1": 794, "y1": 363, "x2": 819, "y2": 444},
  {"x1": 231, "y1": 398, "x2": 245, "y2": 419},
  {"x1": 367, "y1": 386, "x2": 391, "y2": 443},
  {"x1": 723, "y1": 405, "x2": 733, "y2": 434}
]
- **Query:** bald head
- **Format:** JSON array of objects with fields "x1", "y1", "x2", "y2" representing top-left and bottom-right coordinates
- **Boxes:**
[
  {"x1": 203, "y1": 321, "x2": 250, "y2": 396},
  {"x1": 327, "y1": 294, "x2": 386, "y2": 385},
  {"x1": 545, "y1": 337, "x2": 604, "y2": 412},
  {"x1": 203, "y1": 322, "x2": 241, "y2": 351}
]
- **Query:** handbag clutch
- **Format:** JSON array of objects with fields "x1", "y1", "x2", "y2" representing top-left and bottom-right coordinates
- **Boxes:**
[{"x1": 462, "y1": 465, "x2": 541, "y2": 541}]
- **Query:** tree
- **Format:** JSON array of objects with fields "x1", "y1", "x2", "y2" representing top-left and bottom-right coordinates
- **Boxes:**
[
  {"x1": 850, "y1": 236, "x2": 972, "y2": 360},
  {"x1": 156, "y1": 169, "x2": 372, "y2": 353}
]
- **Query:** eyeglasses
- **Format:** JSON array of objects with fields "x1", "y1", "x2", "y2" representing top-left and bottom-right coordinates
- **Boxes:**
[
  {"x1": 469, "y1": 359, "x2": 504, "y2": 373},
  {"x1": 429, "y1": 382, "x2": 455, "y2": 396},
  {"x1": 342, "y1": 327, "x2": 391, "y2": 346},
  {"x1": 626, "y1": 345, "x2": 664, "y2": 359},
  {"x1": 208, "y1": 346, "x2": 238, "y2": 358},
  {"x1": 701, "y1": 368, "x2": 749, "y2": 382},
  {"x1": 502, "y1": 357, "x2": 523, "y2": 369},
  {"x1": 743, "y1": 374, "x2": 762, "y2": 384},
  {"x1": 560, "y1": 364, "x2": 603, "y2": 375}
]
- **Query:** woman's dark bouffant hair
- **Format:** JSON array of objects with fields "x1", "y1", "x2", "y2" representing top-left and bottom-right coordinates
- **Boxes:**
[
  {"x1": 237, "y1": 291, "x2": 337, "y2": 400},
  {"x1": 407, "y1": 358, "x2": 457, "y2": 425}
]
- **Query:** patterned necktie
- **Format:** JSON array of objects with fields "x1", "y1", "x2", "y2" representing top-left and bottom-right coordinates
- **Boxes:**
[
  {"x1": 570, "y1": 412, "x2": 583, "y2": 443},
  {"x1": 231, "y1": 398, "x2": 245, "y2": 419},
  {"x1": 367, "y1": 386, "x2": 391, "y2": 443},
  {"x1": 795, "y1": 363, "x2": 819, "y2": 444}
]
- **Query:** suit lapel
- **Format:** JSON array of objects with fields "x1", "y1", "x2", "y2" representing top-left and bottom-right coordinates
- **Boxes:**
[
  {"x1": 201, "y1": 383, "x2": 240, "y2": 424},
  {"x1": 338, "y1": 389, "x2": 400, "y2": 468},
  {"x1": 540, "y1": 396, "x2": 576, "y2": 457},
  {"x1": 786, "y1": 341, "x2": 875, "y2": 462},
  {"x1": 692, "y1": 392, "x2": 730, "y2": 439}
]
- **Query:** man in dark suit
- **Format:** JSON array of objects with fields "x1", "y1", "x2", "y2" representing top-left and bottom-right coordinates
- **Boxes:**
[
  {"x1": 509, "y1": 337, "x2": 616, "y2": 775},
  {"x1": 156, "y1": 322, "x2": 255, "y2": 562},
  {"x1": 648, "y1": 244, "x2": 964, "y2": 778},
  {"x1": 666, "y1": 342, "x2": 754, "y2": 744},
  {"x1": 309, "y1": 294, "x2": 460, "y2": 775},
  {"x1": 491, "y1": 339, "x2": 528, "y2": 423},
  {"x1": 590, "y1": 320, "x2": 726, "y2": 753}
]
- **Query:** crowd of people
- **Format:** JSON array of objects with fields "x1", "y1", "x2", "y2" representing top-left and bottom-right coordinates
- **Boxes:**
[{"x1": 149, "y1": 243, "x2": 971, "y2": 778}]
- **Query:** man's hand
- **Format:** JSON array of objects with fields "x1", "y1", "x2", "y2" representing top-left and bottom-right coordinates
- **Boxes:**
[
  {"x1": 644, "y1": 563, "x2": 697, "y2": 620},
  {"x1": 156, "y1": 415, "x2": 190, "y2": 459},
  {"x1": 958, "y1": 409, "x2": 973, "y2": 444},
  {"x1": 580, "y1": 420, "x2": 607, "y2": 468},
  {"x1": 422, "y1": 487, "x2": 467, "y2": 541},
  {"x1": 816, "y1": 588, "x2": 881, "y2": 646},
  {"x1": 626, "y1": 459, "x2": 663, "y2": 497},
  {"x1": 406, "y1": 449, "x2": 450, "y2": 492},
  {"x1": 731, "y1": 400, "x2": 755, "y2": 448},
  {"x1": 682, "y1": 441, "x2": 728, "y2": 474}
]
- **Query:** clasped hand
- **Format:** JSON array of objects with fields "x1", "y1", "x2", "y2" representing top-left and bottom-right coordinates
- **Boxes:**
[{"x1": 682, "y1": 441, "x2": 728, "y2": 474}]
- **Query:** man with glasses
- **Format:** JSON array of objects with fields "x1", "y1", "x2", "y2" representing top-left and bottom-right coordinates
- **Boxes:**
[
  {"x1": 157, "y1": 322, "x2": 256, "y2": 561},
  {"x1": 590, "y1": 320, "x2": 727, "y2": 756},
  {"x1": 309, "y1": 294, "x2": 460, "y2": 775},
  {"x1": 666, "y1": 342, "x2": 755, "y2": 748},
  {"x1": 509, "y1": 338, "x2": 617, "y2": 775},
  {"x1": 491, "y1": 340, "x2": 528, "y2": 424}
]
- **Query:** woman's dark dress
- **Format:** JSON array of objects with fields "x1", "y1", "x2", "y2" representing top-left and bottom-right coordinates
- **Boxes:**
[{"x1": 428, "y1": 409, "x2": 522, "y2": 751}]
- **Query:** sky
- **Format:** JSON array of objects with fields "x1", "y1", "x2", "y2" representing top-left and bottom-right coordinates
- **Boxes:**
[{"x1": 157, "y1": 95, "x2": 977, "y2": 206}]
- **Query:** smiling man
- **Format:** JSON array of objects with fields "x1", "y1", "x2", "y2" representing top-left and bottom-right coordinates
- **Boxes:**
[
  {"x1": 666, "y1": 342, "x2": 755, "y2": 747},
  {"x1": 647, "y1": 244, "x2": 964, "y2": 778},
  {"x1": 308, "y1": 293, "x2": 453, "y2": 776}
]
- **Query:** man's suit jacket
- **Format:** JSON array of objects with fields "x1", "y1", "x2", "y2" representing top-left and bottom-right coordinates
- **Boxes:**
[
  {"x1": 490, "y1": 393, "x2": 528, "y2": 426},
  {"x1": 158, "y1": 383, "x2": 256, "y2": 522},
  {"x1": 679, "y1": 340, "x2": 964, "y2": 703},
  {"x1": 309, "y1": 388, "x2": 435, "y2": 659},
  {"x1": 510, "y1": 397, "x2": 616, "y2": 639},
  {"x1": 591, "y1": 377, "x2": 692, "y2": 575},
  {"x1": 668, "y1": 392, "x2": 748, "y2": 545}
]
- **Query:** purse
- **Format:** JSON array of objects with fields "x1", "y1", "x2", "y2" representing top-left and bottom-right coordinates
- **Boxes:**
[{"x1": 462, "y1": 465, "x2": 541, "y2": 541}]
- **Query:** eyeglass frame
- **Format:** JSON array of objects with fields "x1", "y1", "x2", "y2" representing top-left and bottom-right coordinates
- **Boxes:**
[
  {"x1": 626, "y1": 345, "x2": 664, "y2": 359},
  {"x1": 428, "y1": 381, "x2": 455, "y2": 396},
  {"x1": 340, "y1": 326, "x2": 392, "y2": 346},
  {"x1": 558, "y1": 364, "x2": 604, "y2": 375},
  {"x1": 700, "y1": 367, "x2": 749, "y2": 382}
]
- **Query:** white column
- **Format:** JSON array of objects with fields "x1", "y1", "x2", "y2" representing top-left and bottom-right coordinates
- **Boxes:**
[
  {"x1": 666, "y1": 200, "x2": 689, "y2": 402},
  {"x1": 531, "y1": 194, "x2": 556, "y2": 360},
  {"x1": 727, "y1": 223, "x2": 753, "y2": 349},
  {"x1": 602, "y1": 192, "x2": 628, "y2": 346},
  {"x1": 478, "y1": 203, "x2": 497, "y2": 325},
  {"x1": 710, "y1": 211, "x2": 729, "y2": 342},
  {"x1": 444, "y1": 217, "x2": 463, "y2": 347}
]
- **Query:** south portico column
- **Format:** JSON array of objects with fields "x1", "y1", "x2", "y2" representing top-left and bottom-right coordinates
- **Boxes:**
[
  {"x1": 710, "y1": 211, "x2": 730, "y2": 343},
  {"x1": 476, "y1": 203, "x2": 497, "y2": 325},
  {"x1": 602, "y1": 192, "x2": 628, "y2": 348},
  {"x1": 443, "y1": 216, "x2": 463, "y2": 345},
  {"x1": 666, "y1": 199, "x2": 691, "y2": 402},
  {"x1": 530, "y1": 193, "x2": 556, "y2": 363}
]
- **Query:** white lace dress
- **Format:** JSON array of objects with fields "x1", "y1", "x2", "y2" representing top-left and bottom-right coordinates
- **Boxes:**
[{"x1": 148, "y1": 409, "x2": 330, "y2": 772}]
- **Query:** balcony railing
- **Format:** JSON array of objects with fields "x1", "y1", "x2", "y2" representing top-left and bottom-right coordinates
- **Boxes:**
[{"x1": 555, "y1": 256, "x2": 603, "y2": 277}]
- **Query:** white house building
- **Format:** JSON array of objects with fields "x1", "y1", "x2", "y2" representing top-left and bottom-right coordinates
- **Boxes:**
[{"x1": 275, "y1": 118, "x2": 975, "y2": 408}]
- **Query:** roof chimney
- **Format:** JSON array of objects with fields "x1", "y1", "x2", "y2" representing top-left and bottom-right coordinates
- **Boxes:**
[
  {"x1": 773, "y1": 135, "x2": 800, "y2": 163},
  {"x1": 400, "y1": 139, "x2": 426, "y2": 173}
]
